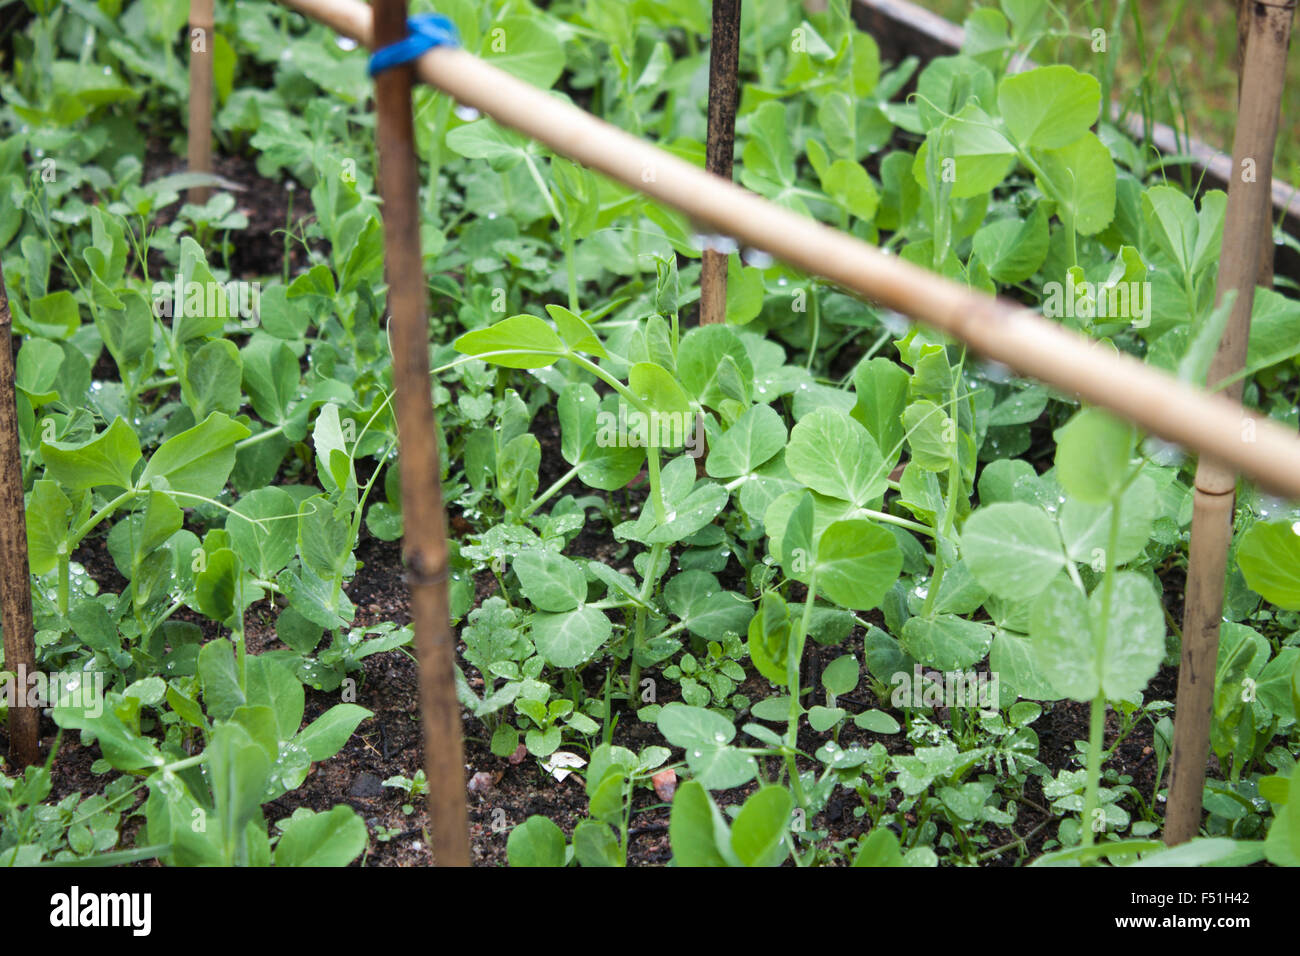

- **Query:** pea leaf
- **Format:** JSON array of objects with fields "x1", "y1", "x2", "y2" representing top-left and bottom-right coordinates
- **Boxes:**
[
  {"x1": 140, "y1": 412, "x2": 250, "y2": 498},
  {"x1": 513, "y1": 549, "x2": 588, "y2": 613},
  {"x1": 454, "y1": 314, "x2": 567, "y2": 368},
  {"x1": 997, "y1": 65, "x2": 1100, "y2": 149},
  {"x1": 1054, "y1": 408, "x2": 1135, "y2": 504},
  {"x1": 41, "y1": 417, "x2": 141, "y2": 491},
  {"x1": 531, "y1": 606, "x2": 612, "y2": 668},
  {"x1": 816, "y1": 518, "x2": 903, "y2": 610},
  {"x1": 961, "y1": 502, "x2": 1066, "y2": 600},
  {"x1": 785, "y1": 408, "x2": 887, "y2": 506}
]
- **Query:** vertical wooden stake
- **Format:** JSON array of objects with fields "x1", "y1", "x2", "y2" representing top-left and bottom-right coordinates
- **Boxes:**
[
  {"x1": 0, "y1": 260, "x2": 40, "y2": 769},
  {"x1": 1165, "y1": 0, "x2": 1295, "y2": 847},
  {"x1": 372, "y1": 0, "x2": 471, "y2": 866},
  {"x1": 1237, "y1": 0, "x2": 1279, "y2": 290},
  {"x1": 188, "y1": 0, "x2": 214, "y2": 205},
  {"x1": 699, "y1": 0, "x2": 742, "y2": 325}
]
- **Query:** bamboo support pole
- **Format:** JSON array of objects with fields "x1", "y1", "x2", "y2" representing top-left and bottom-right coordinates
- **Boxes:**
[
  {"x1": 699, "y1": 0, "x2": 742, "y2": 325},
  {"x1": 1165, "y1": 0, "x2": 1296, "y2": 847},
  {"x1": 1237, "y1": 0, "x2": 1280, "y2": 290},
  {"x1": 371, "y1": 0, "x2": 470, "y2": 866},
  {"x1": 277, "y1": 0, "x2": 1300, "y2": 499},
  {"x1": 0, "y1": 260, "x2": 39, "y2": 769},
  {"x1": 187, "y1": 0, "x2": 215, "y2": 205}
]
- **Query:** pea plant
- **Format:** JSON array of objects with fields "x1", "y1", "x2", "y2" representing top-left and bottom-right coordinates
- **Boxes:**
[{"x1": 1, "y1": 0, "x2": 1298, "y2": 869}]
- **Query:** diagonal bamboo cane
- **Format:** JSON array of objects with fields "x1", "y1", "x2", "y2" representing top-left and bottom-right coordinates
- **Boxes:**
[
  {"x1": 279, "y1": 0, "x2": 1300, "y2": 500},
  {"x1": 0, "y1": 260, "x2": 39, "y2": 769},
  {"x1": 371, "y1": 0, "x2": 471, "y2": 866},
  {"x1": 699, "y1": 0, "x2": 742, "y2": 326},
  {"x1": 1165, "y1": 0, "x2": 1296, "y2": 847}
]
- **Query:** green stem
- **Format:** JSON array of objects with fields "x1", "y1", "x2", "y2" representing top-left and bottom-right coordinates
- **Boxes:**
[
  {"x1": 785, "y1": 572, "x2": 817, "y2": 808},
  {"x1": 1081, "y1": 692, "x2": 1107, "y2": 848},
  {"x1": 523, "y1": 463, "x2": 581, "y2": 518},
  {"x1": 1082, "y1": 474, "x2": 1125, "y2": 849},
  {"x1": 628, "y1": 541, "x2": 667, "y2": 699},
  {"x1": 58, "y1": 552, "x2": 70, "y2": 616}
]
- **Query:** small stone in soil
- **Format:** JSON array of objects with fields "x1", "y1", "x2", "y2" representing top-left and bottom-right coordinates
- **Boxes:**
[
  {"x1": 652, "y1": 768, "x2": 677, "y2": 802},
  {"x1": 348, "y1": 772, "x2": 386, "y2": 799}
]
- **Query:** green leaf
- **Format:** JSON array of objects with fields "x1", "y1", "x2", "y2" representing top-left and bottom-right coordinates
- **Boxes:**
[
  {"x1": 26, "y1": 291, "x2": 81, "y2": 339},
  {"x1": 25, "y1": 480, "x2": 72, "y2": 576},
  {"x1": 513, "y1": 549, "x2": 587, "y2": 613},
  {"x1": 916, "y1": 104, "x2": 1016, "y2": 199},
  {"x1": 785, "y1": 408, "x2": 887, "y2": 506},
  {"x1": 1059, "y1": 473, "x2": 1156, "y2": 566},
  {"x1": 227, "y1": 487, "x2": 299, "y2": 580},
  {"x1": 677, "y1": 325, "x2": 754, "y2": 410},
  {"x1": 453, "y1": 315, "x2": 567, "y2": 368},
  {"x1": 195, "y1": 548, "x2": 240, "y2": 625},
  {"x1": 573, "y1": 820, "x2": 623, "y2": 867},
  {"x1": 482, "y1": 16, "x2": 564, "y2": 89},
  {"x1": 1054, "y1": 408, "x2": 1135, "y2": 504},
  {"x1": 851, "y1": 357, "x2": 910, "y2": 463},
  {"x1": 198, "y1": 638, "x2": 245, "y2": 721},
  {"x1": 275, "y1": 806, "x2": 368, "y2": 866},
  {"x1": 1031, "y1": 133, "x2": 1116, "y2": 236},
  {"x1": 186, "y1": 338, "x2": 243, "y2": 421},
  {"x1": 41, "y1": 417, "x2": 141, "y2": 491},
  {"x1": 545, "y1": 304, "x2": 607, "y2": 357},
  {"x1": 628, "y1": 361, "x2": 692, "y2": 418},
  {"x1": 853, "y1": 827, "x2": 906, "y2": 866},
  {"x1": 961, "y1": 503, "x2": 1066, "y2": 600},
  {"x1": 997, "y1": 65, "x2": 1100, "y2": 149},
  {"x1": 507, "y1": 815, "x2": 567, "y2": 867},
  {"x1": 816, "y1": 519, "x2": 903, "y2": 610},
  {"x1": 725, "y1": 255, "x2": 765, "y2": 325},
  {"x1": 140, "y1": 412, "x2": 250, "y2": 497},
  {"x1": 730, "y1": 785, "x2": 793, "y2": 867},
  {"x1": 705, "y1": 403, "x2": 786, "y2": 479},
  {"x1": 294, "y1": 704, "x2": 373, "y2": 762},
  {"x1": 669, "y1": 780, "x2": 730, "y2": 866},
  {"x1": 53, "y1": 691, "x2": 163, "y2": 772},
  {"x1": 902, "y1": 400, "x2": 953, "y2": 471},
  {"x1": 531, "y1": 606, "x2": 612, "y2": 668},
  {"x1": 972, "y1": 203, "x2": 1049, "y2": 283},
  {"x1": 664, "y1": 571, "x2": 754, "y2": 641},
  {"x1": 823, "y1": 655, "x2": 860, "y2": 696},
  {"x1": 902, "y1": 614, "x2": 995, "y2": 670},
  {"x1": 1029, "y1": 573, "x2": 1164, "y2": 701},
  {"x1": 208, "y1": 722, "x2": 272, "y2": 846},
  {"x1": 1238, "y1": 521, "x2": 1300, "y2": 610}
]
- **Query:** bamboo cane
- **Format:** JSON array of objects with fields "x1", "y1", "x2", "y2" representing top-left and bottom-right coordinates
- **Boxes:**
[
  {"x1": 1165, "y1": 0, "x2": 1296, "y2": 847},
  {"x1": 1237, "y1": 0, "x2": 1280, "y2": 290},
  {"x1": 276, "y1": 0, "x2": 1300, "y2": 501},
  {"x1": 0, "y1": 260, "x2": 39, "y2": 769},
  {"x1": 371, "y1": 0, "x2": 471, "y2": 866},
  {"x1": 699, "y1": 0, "x2": 742, "y2": 325},
  {"x1": 187, "y1": 0, "x2": 214, "y2": 205}
]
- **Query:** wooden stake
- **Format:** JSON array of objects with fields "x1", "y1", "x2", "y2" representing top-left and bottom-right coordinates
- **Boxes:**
[
  {"x1": 1165, "y1": 0, "x2": 1295, "y2": 847},
  {"x1": 187, "y1": 0, "x2": 214, "y2": 205},
  {"x1": 276, "y1": 0, "x2": 1300, "y2": 499},
  {"x1": 699, "y1": 0, "x2": 741, "y2": 325},
  {"x1": 371, "y1": 0, "x2": 470, "y2": 866},
  {"x1": 1237, "y1": 0, "x2": 1280, "y2": 290},
  {"x1": 0, "y1": 260, "x2": 40, "y2": 769}
]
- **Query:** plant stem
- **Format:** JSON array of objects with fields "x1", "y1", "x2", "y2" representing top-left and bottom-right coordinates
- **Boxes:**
[
  {"x1": 522, "y1": 463, "x2": 581, "y2": 518},
  {"x1": 1081, "y1": 692, "x2": 1107, "y2": 847},
  {"x1": 785, "y1": 572, "x2": 817, "y2": 808}
]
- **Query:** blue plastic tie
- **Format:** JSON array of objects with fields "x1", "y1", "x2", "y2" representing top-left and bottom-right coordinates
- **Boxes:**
[{"x1": 368, "y1": 13, "x2": 459, "y2": 76}]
